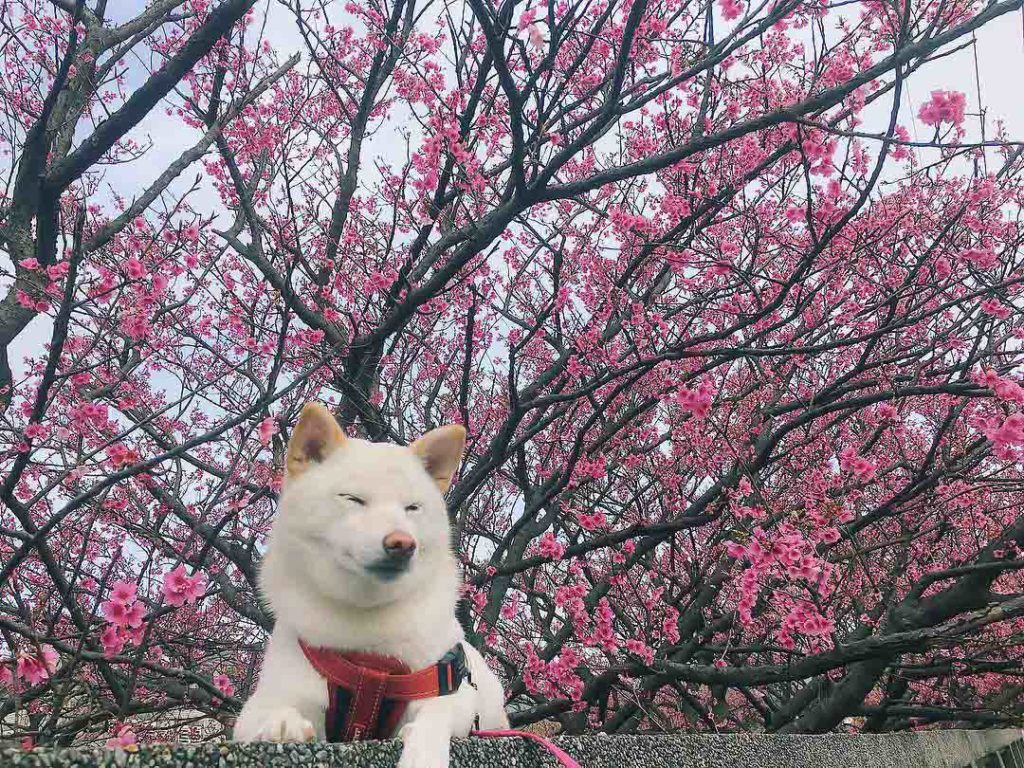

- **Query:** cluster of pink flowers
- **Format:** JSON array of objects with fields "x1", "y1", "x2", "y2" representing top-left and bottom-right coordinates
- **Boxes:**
[
  {"x1": 727, "y1": 523, "x2": 835, "y2": 634},
  {"x1": 720, "y1": 0, "x2": 744, "y2": 20},
  {"x1": 675, "y1": 380, "x2": 714, "y2": 420},
  {"x1": 363, "y1": 267, "x2": 399, "y2": 295},
  {"x1": 537, "y1": 531, "x2": 566, "y2": 560},
  {"x1": 105, "y1": 725, "x2": 138, "y2": 751},
  {"x1": 521, "y1": 643, "x2": 548, "y2": 696},
  {"x1": 608, "y1": 205, "x2": 656, "y2": 236},
  {"x1": 978, "y1": 413, "x2": 1024, "y2": 460},
  {"x1": 736, "y1": 567, "x2": 760, "y2": 624},
  {"x1": 577, "y1": 510, "x2": 608, "y2": 530},
  {"x1": 570, "y1": 456, "x2": 607, "y2": 485},
  {"x1": 468, "y1": 586, "x2": 488, "y2": 613},
  {"x1": 839, "y1": 447, "x2": 877, "y2": 482},
  {"x1": 101, "y1": 582, "x2": 145, "y2": 626},
  {"x1": 521, "y1": 640, "x2": 589, "y2": 704},
  {"x1": 801, "y1": 134, "x2": 836, "y2": 175},
  {"x1": 624, "y1": 638, "x2": 655, "y2": 664},
  {"x1": 565, "y1": 355, "x2": 587, "y2": 378},
  {"x1": 68, "y1": 401, "x2": 110, "y2": 433},
  {"x1": 962, "y1": 247, "x2": 999, "y2": 269},
  {"x1": 932, "y1": 254, "x2": 953, "y2": 280},
  {"x1": 980, "y1": 298, "x2": 1011, "y2": 320},
  {"x1": 661, "y1": 606, "x2": 680, "y2": 644},
  {"x1": 554, "y1": 583, "x2": 589, "y2": 628},
  {"x1": 107, "y1": 443, "x2": 140, "y2": 469},
  {"x1": 515, "y1": 5, "x2": 547, "y2": 46},
  {"x1": 975, "y1": 368, "x2": 1024, "y2": 406},
  {"x1": 16, "y1": 289, "x2": 50, "y2": 313},
  {"x1": 124, "y1": 256, "x2": 148, "y2": 280},
  {"x1": 660, "y1": 194, "x2": 692, "y2": 219},
  {"x1": 1, "y1": 646, "x2": 59, "y2": 688},
  {"x1": 732, "y1": 501, "x2": 767, "y2": 521},
  {"x1": 161, "y1": 565, "x2": 207, "y2": 607},
  {"x1": 917, "y1": 90, "x2": 966, "y2": 127},
  {"x1": 586, "y1": 598, "x2": 619, "y2": 652},
  {"x1": 257, "y1": 417, "x2": 278, "y2": 446},
  {"x1": 213, "y1": 673, "x2": 235, "y2": 698},
  {"x1": 21, "y1": 423, "x2": 49, "y2": 447},
  {"x1": 100, "y1": 582, "x2": 146, "y2": 657},
  {"x1": 874, "y1": 403, "x2": 898, "y2": 422},
  {"x1": 778, "y1": 601, "x2": 835, "y2": 650},
  {"x1": 544, "y1": 646, "x2": 584, "y2": 701},
  {"x1": 499, "y1": 592, "x2": 520, "y2": 620}
]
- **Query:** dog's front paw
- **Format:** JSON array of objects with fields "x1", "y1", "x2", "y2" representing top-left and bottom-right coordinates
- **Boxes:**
[
  {"x1": 398, "y1": 722, "x2": 451, "y2": 768},
  {"x1": 233, "y1": 706, "x2": 316, "y2": 743}
]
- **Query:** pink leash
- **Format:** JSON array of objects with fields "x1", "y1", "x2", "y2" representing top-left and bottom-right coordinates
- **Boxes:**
[{"x1": 472, "y1": 729, "x2": 581, "y2": 768}]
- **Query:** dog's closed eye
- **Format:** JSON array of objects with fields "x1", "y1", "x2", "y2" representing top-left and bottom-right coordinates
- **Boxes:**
[
  {"x1": 405, "y1": 503, "x2": 422, "y2": 514},
  {"x1": 338, "y1": 493, "x2": 366, "y2": 506}
]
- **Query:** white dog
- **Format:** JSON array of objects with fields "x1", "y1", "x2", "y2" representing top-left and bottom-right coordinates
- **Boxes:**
[{"x1": 234, "y1": 403, "x2": 509, "y2": 768}]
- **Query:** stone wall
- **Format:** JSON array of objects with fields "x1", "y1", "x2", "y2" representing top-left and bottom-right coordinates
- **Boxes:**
[{"x1": 3, "y1": 730, "x2": 1023, "y2": 768}]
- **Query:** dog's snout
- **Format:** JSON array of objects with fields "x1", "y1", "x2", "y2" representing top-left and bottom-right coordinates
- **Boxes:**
[{"x1": 382, "y1": 531, "x2": 417, "y2": 559}]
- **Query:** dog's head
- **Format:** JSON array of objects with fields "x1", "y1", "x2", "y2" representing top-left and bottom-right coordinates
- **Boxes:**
[{"x1": 269, "y1": 402, "x2": 465, "y2": 607}]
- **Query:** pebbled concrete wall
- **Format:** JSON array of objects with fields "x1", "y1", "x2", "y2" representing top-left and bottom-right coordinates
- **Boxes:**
[{"x1": 3, "y1": 730, "x2": 1023, "y2": 768}]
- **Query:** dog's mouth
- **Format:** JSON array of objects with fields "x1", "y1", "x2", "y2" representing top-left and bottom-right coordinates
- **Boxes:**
[{"x1": 363, "y1": 557, "x2": 413, "y2": 580}]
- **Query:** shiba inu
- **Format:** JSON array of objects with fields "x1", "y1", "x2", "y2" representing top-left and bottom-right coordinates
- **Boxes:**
[{"x1": 234, "y1": 403, "x2": 509, "y2": 767}]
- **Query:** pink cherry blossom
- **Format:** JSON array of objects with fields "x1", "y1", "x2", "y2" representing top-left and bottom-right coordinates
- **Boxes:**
[
  {"x1": 962, "y1": 247, "x2": 999, "y2": 269},
  {"x1": 918, "y1": 90, "x2": 966, "y2": 127},
  {"x1": 839, "y1": 448, "x2": 878, "y2": 482},
  {"x1": 980, "y1": 298, "x2": 1011, "y2": 319},
  {"x1": 105, "y1": 725, "x2": 138, "y2": 751},
  {"x1": 16, "y1": 646, "x2": 58, "y2": 685},
  {"x1": 537, "y1": 532, "x2": 566, "y2": 560},
  {"x1": 720, "y1": 0, "x2": 744, "y2": 20},
  {"x1": 124, "y1": 257, "x2": 148, "y2": 280},
  {"x1": 161, "y1": 565, "x2": 206, "y2": 607},
  {"x1": 123, "y1": 601, "x2": 147, "y2": 628},
  {"x1": 257, "y1": 417, "x2": 278, "y2": 446},
  {"x1": 676, "y1": 380, "x2": 714, "y2": 419},
  {"x1": 23, "y1": 423, "x2": 49, "y2": 440},
  {"x1": 100, "y1": 600, "x2": 130, "y2": 625},
  {"x1": 101, "y1": 626, "x2": 126, "y2": 658},
  {"x1": 982, "y1": 414, "x2": 1024, "y2": 452},
  {"x1": 110, "y1": 582, "x2": 138, "y2": 605},
  {"x1": 213, "y1": 673, "x2": 235, "y2": 697}
]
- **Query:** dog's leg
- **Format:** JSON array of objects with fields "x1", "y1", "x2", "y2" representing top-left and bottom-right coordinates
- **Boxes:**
[
  {"x1": 461, "y1": 642, "x2": 510, "y2": 730},
  {"x1": 397, "y1": 644, "x2": 509, "y2": 768},
  {"x1": 232, "y1": 628, "x2": 325, "y2": 743},
  {"x1": 397, "y1": 699, "x2": 454, "y2": 768}
]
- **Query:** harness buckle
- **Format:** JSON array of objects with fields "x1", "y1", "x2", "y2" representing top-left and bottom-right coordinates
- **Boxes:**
[{"x1": 437, "y1": 643, "x2": 468, "y2": 695}]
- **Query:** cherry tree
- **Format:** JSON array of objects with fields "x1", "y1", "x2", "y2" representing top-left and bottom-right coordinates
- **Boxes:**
[{"x1": 2, "y1": 0, "x2": 1024, "y2": 747}]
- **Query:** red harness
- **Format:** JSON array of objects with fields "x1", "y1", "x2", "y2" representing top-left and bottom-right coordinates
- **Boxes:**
[
  {"x1": 299, "y1": 639, "x2": 583, "y2": 768},
  {"x1": 299, "y1": 640, "x2": 470, "y2": 742}
]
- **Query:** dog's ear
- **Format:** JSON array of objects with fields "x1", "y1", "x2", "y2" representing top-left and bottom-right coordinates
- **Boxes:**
[
  {"x1": 286, "y1": 403, "x2": 346, "y2": 475},
  {"x1": 410, "y1": 425, "x2": 466, "y2": 493}
]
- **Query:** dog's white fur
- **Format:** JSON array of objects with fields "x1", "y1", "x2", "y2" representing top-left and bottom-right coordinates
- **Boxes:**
[{"x1": 234, "y1": 404, "x2": 508, "y2": 767}]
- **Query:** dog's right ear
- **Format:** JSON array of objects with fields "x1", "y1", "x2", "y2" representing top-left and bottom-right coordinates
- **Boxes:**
[{"x1": 286, "y1": 403, "x2": 346, "y2": 476}]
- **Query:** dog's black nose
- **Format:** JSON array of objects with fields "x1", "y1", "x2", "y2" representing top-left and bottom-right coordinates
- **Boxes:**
[{"x1": 382, "y1": 531, "x2": 417, "y2": 560}]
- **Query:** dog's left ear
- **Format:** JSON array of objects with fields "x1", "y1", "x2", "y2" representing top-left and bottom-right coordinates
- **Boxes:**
[{"x1": 410, "y1": 425, "x2": 466, "y2": 493}]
